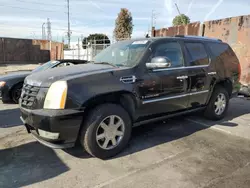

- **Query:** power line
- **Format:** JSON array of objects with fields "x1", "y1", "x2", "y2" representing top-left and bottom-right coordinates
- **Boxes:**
[
  {"x1": 15, "y1": 0, "x2": 65, "y2": 7},
  {"x1": 0, "y1": 4, "x2": 57, "y2": 12}
]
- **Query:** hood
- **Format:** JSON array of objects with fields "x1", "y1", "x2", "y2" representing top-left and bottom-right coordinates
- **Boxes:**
[
  {"x1": 25, "y1": 63, "x2": 118, "y2": 87},
  {"x1": 0, "y1": 71, "x2": 31, "y2": 81}
]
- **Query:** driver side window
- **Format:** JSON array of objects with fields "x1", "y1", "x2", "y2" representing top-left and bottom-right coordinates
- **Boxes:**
[{"x1": 151, "y1": 42, "x2": 184, "y2": 68}]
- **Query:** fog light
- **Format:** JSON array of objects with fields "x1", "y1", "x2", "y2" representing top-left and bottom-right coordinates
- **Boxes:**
[{"x1": 38, "y1": 129, "x2": 59, "y2": 140}]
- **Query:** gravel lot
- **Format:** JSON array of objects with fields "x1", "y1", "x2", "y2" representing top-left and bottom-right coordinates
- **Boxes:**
[{"x1": 0, "y1": 98, "x2": 250, "y2": 188}]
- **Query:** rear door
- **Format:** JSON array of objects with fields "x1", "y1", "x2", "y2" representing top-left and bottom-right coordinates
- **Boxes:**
[{"x1": 183, "y1": 41, "x2": 213, "y2": 108}]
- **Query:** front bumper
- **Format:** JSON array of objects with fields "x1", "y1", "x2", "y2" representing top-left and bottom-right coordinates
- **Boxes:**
[{"x1": 20, "y1": 107, "x2": 85, "y2": 149}]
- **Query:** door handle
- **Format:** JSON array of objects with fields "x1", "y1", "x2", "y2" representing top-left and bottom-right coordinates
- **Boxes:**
[
  {"x1": 176, "y1": 76, "x2": 188, "y2": 80},
  {"x1": 208, "y1": 72, "x2": 217, "y2": 75}
]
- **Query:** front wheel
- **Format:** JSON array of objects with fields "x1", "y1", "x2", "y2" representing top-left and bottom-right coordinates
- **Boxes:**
[
  {"x1": 204, "y1": 86, "x2": 229, "y2": 120},
  {"x1": 11, "y1": 83, "x2": 23, "y2": 104},
  {"x1": 80, "y1": 104, "x2": 132, "y2": 159}
]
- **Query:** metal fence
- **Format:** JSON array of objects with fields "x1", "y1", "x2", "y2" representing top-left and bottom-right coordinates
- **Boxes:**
[{"x1": 64, "y1": 38, "x2": 131, "y2": 61}]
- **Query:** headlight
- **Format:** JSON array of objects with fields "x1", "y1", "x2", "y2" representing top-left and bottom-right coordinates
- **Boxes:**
[
  {"x1": 0, "y1": 81, "x2": 6, "y2": 87},
  {"x1": 43, "y1": 81, "x2": 67, "y2": 109}
]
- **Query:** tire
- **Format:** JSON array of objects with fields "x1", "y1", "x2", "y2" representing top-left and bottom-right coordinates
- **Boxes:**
[
  {"x1": 204, "y1": 86, "x2": 229, "y2": 120},
  {"x1": 80, "y1": 103, "x2": 132, "y2": 159},
  {"x1": 11, "y1": 83, "x2": 23, "y2": 104}
]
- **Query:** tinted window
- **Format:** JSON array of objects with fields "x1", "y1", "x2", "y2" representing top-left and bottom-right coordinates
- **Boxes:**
[
  {"x1": 185, "y1": 43, "x2": 209, "y2": 66},
  {"x1": 208, "y1": 42, "x2": 239, "y2": 76},
  {"x1": 151, "y1": 42, "x2": 184, "y2": 68},
  {"x1": 208, "y1": 42, "x2": 238, "y2": 63},
  {"x1": 208, "y1": 42, "x2": 228, "y2": 57}
]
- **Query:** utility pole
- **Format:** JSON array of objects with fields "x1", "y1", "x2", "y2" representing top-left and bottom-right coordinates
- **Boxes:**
[
  {"x1": 175, "y1": 3, "x2": 186, "y2": 25},
  {"x1": 47, "y1": 18, "x2": 52, "y2": 40},
  {"x1": 175, "y1": 3, "x2": 181, "y2": 15},
  {"x1": 78, "y1": 37, "x2": 80, "y2": 59},
  {"x1": 42, "y1": 23, "x2": 46, "y2": 39},
  {"x1": 67, "y1": 0, "x2": 71, "y2": 49},
  {"x1": 151, "y1": 10, "x2": 156, "y2": 36}
]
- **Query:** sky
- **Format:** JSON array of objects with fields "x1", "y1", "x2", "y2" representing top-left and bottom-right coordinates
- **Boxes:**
[{"x1": 0, "y1": 0, "x2": 250, "y2": 43}]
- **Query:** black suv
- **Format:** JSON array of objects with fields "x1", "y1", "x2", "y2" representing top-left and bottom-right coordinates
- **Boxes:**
[{"x1": 20, "y1": 36, "x2": 241, "y2": 159}]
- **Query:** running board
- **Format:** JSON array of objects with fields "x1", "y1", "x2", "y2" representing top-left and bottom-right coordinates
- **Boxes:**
[{"x1": 133, "y1": 107, "x2": 206, "y2": 127}]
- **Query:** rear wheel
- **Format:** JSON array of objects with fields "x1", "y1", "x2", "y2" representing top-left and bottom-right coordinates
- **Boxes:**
[
  {"x1": 204, "y1": 86, "x2": 229, "y2": 120},
  {"x1": 11, "y1": 83, "x2": 23, "y2": 104},
  {"x1": 80, "y1": 103, "x2": 132, "y2": 159}
]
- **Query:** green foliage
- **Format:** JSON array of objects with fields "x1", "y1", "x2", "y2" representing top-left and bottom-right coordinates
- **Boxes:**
[
  {"x1": 172, "y1": 14, "x2": 190, "y2": 26},
  {"x1": 114, "y1": 8, "x2": 133, "y2": 41},
  {"x1": 82, "y1": 33, "x2": 110, "y2": 49},
  {"x1": 63, "y1": 44, "x2": 69, "y2": 50}
]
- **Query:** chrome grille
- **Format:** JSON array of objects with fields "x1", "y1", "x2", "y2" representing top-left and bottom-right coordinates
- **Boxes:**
[{"x1": 20, "y1": 84, "x2": 40, "y2": 109}]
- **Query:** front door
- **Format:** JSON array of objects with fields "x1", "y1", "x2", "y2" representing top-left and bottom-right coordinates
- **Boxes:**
[{"x1": 137, "y1": 40, "x2": 189, "y2": 119}]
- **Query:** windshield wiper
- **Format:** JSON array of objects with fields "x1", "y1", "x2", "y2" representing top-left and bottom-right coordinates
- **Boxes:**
[{"x1": 93, "y1": 62, "x2": 118, "y2": 67}]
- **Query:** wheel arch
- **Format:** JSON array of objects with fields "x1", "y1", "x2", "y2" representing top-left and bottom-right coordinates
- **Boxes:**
[
  {"x1": 215, "y1": 79, "x2": 233, "y2": 97},
  {"x1": 206, "y1": 78, "x2": 233, "y2": 104},
  {"x1": 81, "y1": 90, "x2": 139, "y2": 122},
  {"x1": 9, "y1": 81, "x2": 24, "y2": 100}
]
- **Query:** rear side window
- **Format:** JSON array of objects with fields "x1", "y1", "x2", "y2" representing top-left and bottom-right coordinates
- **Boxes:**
[
  {"x1": 185, "y1": 42, "x2": 209, "y2": 66},
  {"x1": 208, "y1": 42, "x2": 240, "y2": 78},
  {"x1": 208, "y1": 42, "x2": 239, "y2": 64},
  {"x1": 208, "y1": 42, "x2": 228, "y2": 57}
]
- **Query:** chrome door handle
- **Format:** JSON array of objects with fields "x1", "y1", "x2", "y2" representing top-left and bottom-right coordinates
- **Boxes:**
[
  {"x1": 176, "y1": 76, "x2": 188, "y2": 80},
  {"x1": 208, "y1": 72, "x2": 217, "y2": 75}
]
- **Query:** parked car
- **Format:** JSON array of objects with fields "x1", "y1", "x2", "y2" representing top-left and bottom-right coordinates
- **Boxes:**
[
  {"x1": 20, "y1": 36, "x2": 241, "y2": 159},
  {"x1": 0, "y1": 59, "x2": 88, "y2": 103}
]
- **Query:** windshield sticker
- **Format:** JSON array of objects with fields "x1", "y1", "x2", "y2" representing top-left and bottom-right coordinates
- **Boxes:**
[
  {"x1": 112, "y1": 51, "x2": 115, "y2": 56},
  {"x1": 132, "y1": 40, "x2": 148, "y2": 45},
  {"x1": 120, "y1": 51, "x2": 124, "y2": 56}
]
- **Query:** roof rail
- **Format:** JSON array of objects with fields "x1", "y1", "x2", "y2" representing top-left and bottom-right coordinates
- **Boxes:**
[{"x1": 174, "y1": 35, "x2": 222, "y2": 42}]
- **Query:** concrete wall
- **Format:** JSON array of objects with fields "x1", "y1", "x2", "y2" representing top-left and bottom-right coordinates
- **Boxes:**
[
  {"x1": 152, "y1": 14, "x2": 250, "y2": 85},
  {"x1": 0, "y1": 38, "x2": 64, "y2": 65}
]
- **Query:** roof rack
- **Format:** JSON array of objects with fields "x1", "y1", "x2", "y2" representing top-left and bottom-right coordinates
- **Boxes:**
[{"x1": 174, "y1": 35, "x2": 222, "y2": 42}]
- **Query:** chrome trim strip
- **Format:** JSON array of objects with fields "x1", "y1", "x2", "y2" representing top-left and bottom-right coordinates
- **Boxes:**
[
  {"x1": 142, "y1": 90, "x2": 209, "y2": 104},
  {"x1": 153, "y1": 65, "x2": 209, "y2": 72},
  {"x1": 176, "y1": 75, "x2": 188, "y2": 79},
  {"x1": 189, "y1": 90, "x2": 209, "y2": 96},
  {"x1": 208, "y1": 72, "x2": 217, "y2": 75}
]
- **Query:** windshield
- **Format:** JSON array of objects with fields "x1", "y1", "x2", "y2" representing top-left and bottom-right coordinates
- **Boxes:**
[
  {"x1": 92, "y1": 40, "x2": 150, "y2": 67},
  {"x1": 32, "y1": 61, "x2": 59, "y2": 73}
]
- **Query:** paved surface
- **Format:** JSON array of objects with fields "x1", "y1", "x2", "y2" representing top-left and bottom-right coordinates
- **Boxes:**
[
  {"x1": 0, "y1": 64, "x2": 38, "y2": 75},
  {"x1": 0, "y1": 98, "x2": 250, "y2": 188}
]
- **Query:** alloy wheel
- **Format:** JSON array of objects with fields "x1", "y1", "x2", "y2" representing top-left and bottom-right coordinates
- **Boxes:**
[
  {"x1": 214, "y1": 93, "x2": 226, "y2": 115},
  {"x1": 96, "y1": 115, "x2": 125, "y2": 150}
]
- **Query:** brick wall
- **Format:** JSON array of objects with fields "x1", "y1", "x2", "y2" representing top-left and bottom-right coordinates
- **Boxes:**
[
  {"x1": 0, "y1": 38, "x2": 64, "y2": 65},
  {"x1": 152, "y1": 14, "x2": 250, "y2": 85},
  {"x1": 204, "y1": 15, "x2": 250, "y2": 85}
]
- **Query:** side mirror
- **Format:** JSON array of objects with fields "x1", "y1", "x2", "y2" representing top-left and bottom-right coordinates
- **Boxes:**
[{"x1": 146, "y1": 56, "x2": 172, "y2": 69}]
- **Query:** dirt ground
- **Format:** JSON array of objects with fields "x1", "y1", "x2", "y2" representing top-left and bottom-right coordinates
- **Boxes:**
[
  {"x1": 0, "y1": 64, "x2": 39, "y2": 75},
  {"x1": 0, "y1": 98, "x2": 250, "y2": 188}
]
